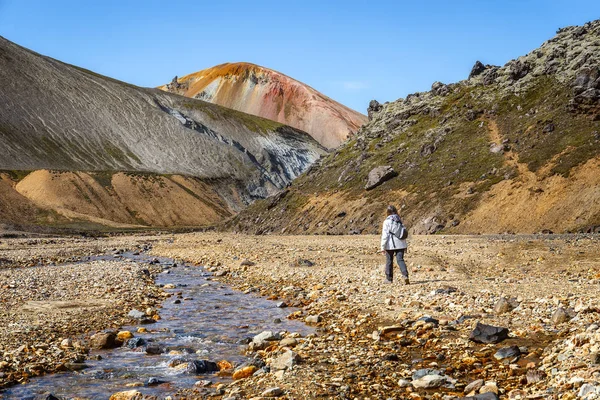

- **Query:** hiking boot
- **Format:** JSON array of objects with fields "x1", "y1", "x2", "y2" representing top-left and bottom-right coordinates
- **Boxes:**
[
  {"x1": 403, "y1": 277, "x2": 410, "y2": 285},
  {"x1": 384, "y1": 279, "x2": 393, "y2": 284}
]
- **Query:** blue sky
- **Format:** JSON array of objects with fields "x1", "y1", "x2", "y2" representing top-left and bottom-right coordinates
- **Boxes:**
[{"x1": 0, "y1": 1, "x2": 599, "y2": 113}]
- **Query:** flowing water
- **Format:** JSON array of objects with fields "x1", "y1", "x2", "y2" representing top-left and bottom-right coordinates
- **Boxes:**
[{"x1": 2, "y1": 254, "x2": 312, "y2": 399}]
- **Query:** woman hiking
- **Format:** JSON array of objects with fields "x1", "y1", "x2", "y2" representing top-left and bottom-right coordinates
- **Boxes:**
[{"x1": 380, "y1": 205, "x2": 409, "y2": 284}]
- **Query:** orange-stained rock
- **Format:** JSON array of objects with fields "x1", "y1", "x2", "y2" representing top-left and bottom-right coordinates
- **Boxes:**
[
  {"x1": 217, "y1": 360, "x2": 234, "y2": 371},
  {"x1": 117, "y1": 331, "x2": 133, "y2": 341},
  {"x1": 109, "y1": 390, "x2": 143, "y2": 400},
  {"x1": 232, "y1": 365, "x2": 257, "y2": 380}
]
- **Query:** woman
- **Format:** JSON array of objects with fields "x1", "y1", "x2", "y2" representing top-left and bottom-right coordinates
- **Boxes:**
[{"x1": 380, "y1": 205, "x2": 409, "y2": 284}]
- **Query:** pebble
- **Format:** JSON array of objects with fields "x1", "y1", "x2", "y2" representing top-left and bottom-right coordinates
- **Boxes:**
[{"x1": 261, "y1": 387, "x2": 284, "y2": 397}]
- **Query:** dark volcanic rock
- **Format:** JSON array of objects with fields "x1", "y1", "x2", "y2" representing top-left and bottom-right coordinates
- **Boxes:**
[
  {"x1": 365, "y1": 166, "x2": 397, "y2": 190},
  {"x1": 494, "y1": 345, "x2": 521, "y2": 360},
  {"x1": 431, "y1": 81, "x2": 450, "y2": 96},
  {"x1": 145, "y1": 344, "x2": 165, "y2": 355},
  {"x1": 469, "y1": 61, "x2": 487, "y2": 78},
  {"x1": 126, "y1": 337, "x2": 147, "y2": 349},
  {"x1": 508, "y1": 60, "x2": 530, "y2": 80},
  {"x1": 469, "y1": 322, "x2": 509, "y2": 344},
  {"x1": 368, "y1": 100, "x2": 383, "y2": 120}
]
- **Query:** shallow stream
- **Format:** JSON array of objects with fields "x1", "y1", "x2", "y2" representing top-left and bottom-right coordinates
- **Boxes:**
[{"x1": 2, "y1": 254, "x2": 312, "y2": 399}]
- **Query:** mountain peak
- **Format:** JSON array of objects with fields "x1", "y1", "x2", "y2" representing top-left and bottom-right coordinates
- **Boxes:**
[{"x1": 159, "y1": 62, "x2": 367, "y2": 148}]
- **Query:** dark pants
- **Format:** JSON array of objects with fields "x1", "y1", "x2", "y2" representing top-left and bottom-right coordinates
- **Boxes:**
[{"x1": 385, "y1": 249, "x2": 408, "y2": 282}]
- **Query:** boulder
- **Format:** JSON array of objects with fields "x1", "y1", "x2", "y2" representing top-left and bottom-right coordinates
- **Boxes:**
[
  {"x1": 469, "y1": 322, "x2": 509, "y2": 344},
  {"x1": 90, "y1": 331, "x2": 118, "y2": 349},
  {"x1": 365, "y1": 166, "x2": 397, "y2": 190}
]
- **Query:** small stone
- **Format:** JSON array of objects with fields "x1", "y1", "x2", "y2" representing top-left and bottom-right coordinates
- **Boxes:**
[
  {"x1": 591, "y1": 352, "x2": 600, "y2": 365},
  {"x1": 117, "y1": 331, "x2": 134, "y2": 341},
  {"x1": 194, "y1": 380, "x2": 212, "y2": 387},
  {"x1": 60, "y1": 338, "x2": 73, "y2": 348},
  {"x1": 551, "y1": 308, "x2": 570, "y2": 324},
  {"x1": 279, "y1": 337, "x2": 298, "y2": 347},
  {"x1": 240, "y1": 259, "x2": 255, "y2": 266},
  {"x1": 460, "y1": 394, "x2": 499, "y2": 400},
  {"x1": 526, "y1": 369, "x2": 546, "y2": 384},
  {"x1": 412, "y1": 374, "x2": 446, "y2": 389},
  {"x1": 469, "y1": 322, "x2": 509, "y2": 344},
  {"x1": 398, "y1": 379, "x2": 412, "y2": 387},
  {"x1": 579, "y1": 384, "x2": 599, "y2": 398},
  {"x1": 109, "y1": 390, "x2": 143, "y2": 400},
  {"x1": 479, "y1": 381, "x2": 498, "y2": 394},
  {"x1": 232, "y1": 365, "x2": 257, "y2": 380},
  {"x1": 145, "y1": 344, "x2": 164, "y2": 355},
  {"x1": 494, "y1": 346, "x2": 521, "y2": 360},
  {"x1": 146, "y1": 377, "x2": 163, "y2": 386},
  {"x1": 271, "y1": 350, "x2": 299, "y2": 371},
  {"x1": 276, "y1": 301, "x2": 288, "y2": 308},
  {"x1": 128, "y1": 309, "x2": 145, "y2": 320},
  {"x1": 493, "y1": 298, "x2": 514, "y2": 314},
  {"x1": 262, "y1": 387, "x2": 284, "y2": 397},
  {"x1": 464, "y1": 379, "x2": 484, "y2": 394},
  {"x1": 65, "y1": 362, "x2": 88, "y2": 371},
  {"x1": 163, "y1": 283, "x2": 176, "y2": 289},
  {"x1": 305, "y1": 315, "x2": 322, "y2": 324}
]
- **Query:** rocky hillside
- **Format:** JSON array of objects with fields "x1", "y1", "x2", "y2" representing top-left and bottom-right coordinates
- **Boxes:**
[
  {"x1": 0, "y1": 36, "x2": 326, "y2": 229},
  {"x1": 228, "y1": 20, "x2": 600, "y2": 235},
  {"x1": 158, "y1": 62, "x2": 368, "y2": 148}
]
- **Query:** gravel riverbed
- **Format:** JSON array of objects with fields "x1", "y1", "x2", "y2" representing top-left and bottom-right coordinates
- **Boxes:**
[
  {"x1": 152, "y1": 233, "x2": 600, "y2": 400},
  {"x1": 1, "y1": 233, "x2": 599, "y2": 400}
]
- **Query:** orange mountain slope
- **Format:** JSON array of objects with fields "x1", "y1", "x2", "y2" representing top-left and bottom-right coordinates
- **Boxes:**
[{"x1": 159, "y1": 62, "x2": 368, "y2": 148}]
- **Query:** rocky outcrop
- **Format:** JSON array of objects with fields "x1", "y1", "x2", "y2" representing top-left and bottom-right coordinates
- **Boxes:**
[
  {"x1": 158, "y1": 62, "x2": 367, "y2": 148},
  {"x1": 227, "y1": 20, "x2": 600, "y2": 235}
]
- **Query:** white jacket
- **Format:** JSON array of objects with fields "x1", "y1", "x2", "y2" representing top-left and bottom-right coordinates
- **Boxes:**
[{"x1": 381, "y1": 215, "x2": 408, "y2": 251}]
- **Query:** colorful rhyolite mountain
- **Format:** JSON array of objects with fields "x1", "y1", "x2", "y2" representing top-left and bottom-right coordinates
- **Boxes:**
[{"x1": 159, "y1": 62, "x2": 368, "y2": 148}]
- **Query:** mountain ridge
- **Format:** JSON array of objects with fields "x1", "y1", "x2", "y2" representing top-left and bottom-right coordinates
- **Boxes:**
[{"x1": 0, "y1": 36, "x2": 326, "y2": 229}]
